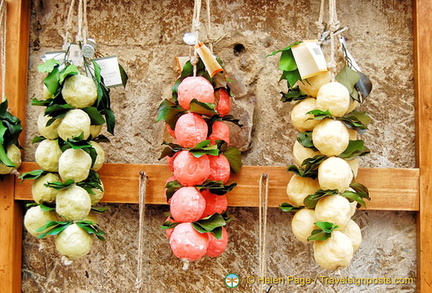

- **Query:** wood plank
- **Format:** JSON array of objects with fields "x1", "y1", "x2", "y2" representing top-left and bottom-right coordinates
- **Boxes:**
[
  {"x1": 15, "y1": 162, "x2": 419, "y2": 211},
  {"x1": 414, "y1": 0, "x2": 432, "y2": 291}
]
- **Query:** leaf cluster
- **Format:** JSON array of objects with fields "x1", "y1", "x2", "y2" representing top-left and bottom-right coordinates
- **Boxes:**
[
  {"x1": 279, "y1": 202, "x2": 304, "y2": 213},
  {"x1": 192, "y1": 212, "x2": 232, "y2": 239},
  {"x1": 287, "y1": 155, "x2": 328, "y2": 179},
  {"x1": 36, "y1": 219, "x2": 106, "y2": 241},
  {"x1": 306, "y1": 109, "x2": 371, "y2": 135},
  {"x1": 0, "y1": 99, "x2": 23, "y2": 167},
  {"x1": 307, "y1": 221, "x2": 339, "y2": 242}
]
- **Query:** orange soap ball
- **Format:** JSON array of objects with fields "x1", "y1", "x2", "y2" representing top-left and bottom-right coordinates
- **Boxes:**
[
  {"x1": 173, "y1": 151, "x2": 210, "y2": 186},
  {"x1": 177, "y1": 76, "x2": 214, "y2": 110},
  {"x1": 200, "y1": 189, "x2": 228, "y2": 218},
  {"x1": 206, "y1": 227, "x2": 229, "y2": 258},
  {"x1": 208, "y1": 121, "x2": 230, "y2": 145},
  {"x1": 169, "y1": 222, "x2": 209, "y2": 261},
  {"x1": 174, "y1": 112, "x2": 208, "y2": 148},
  {"x1": 170, "y1": 187, "x2": 206, "y2": 223},
  {"x1": 215, "y1": 88, "x2": 231, "y2": 117},
  {"x1": 208, "y1": 154, "x2": 231, "y2": 184}
]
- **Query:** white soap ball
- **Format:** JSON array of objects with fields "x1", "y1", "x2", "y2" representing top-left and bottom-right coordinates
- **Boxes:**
[
  {"x1": 347, "y1": 100, "x2": 359, "y2": 114},
  {"x1": 293, "y1": 140, "x2": 322, "y2": 166},
  {"x1": 89, "y1": 141, "x2": 105, "y2": 171},
  {"x1": 297, "y1": 71, "x2": 332, "y2": 97},
  {"x1": 290, "y1": 98, "x2": 320, "y2": 132},
  {"x1": 37, "y1": 112, "x2": 61, "y2": 139},
  {"x1": 55, "y1": 223, "x2": 94, "y2": 260},
  {"x1": 57, "y1": 109, "x2": 91, "y2": 141},
  {"x1": 58, "y1": 148, "x2": 92, "y2": 182},
  {"x1": 43, "y1": 84, "x2": 54, "y2": 100},
  {"x1": 24, "y1": 205, "x2": 59, "y2": 237},
  {"x1": 347, "y1": 158, "x2": 359, "y2": 178},
  {"x1": 318, "y1": 157, "x2": 353, "y2": 192},
  {"x1": 349, "y1": 200, "x2": 358, "y2": 218},
  {"x1": 347, "y1": 128, "x2": 358, "y2": 140},
  {"x1": 313, "y1": 230, "x2": 354, "y2": 270},
  {"x1": 31, "y1": 172, "x2": 61, "y2": 204},
  {"x1": 35, "y1": 139, "x2": 62, "y2": 172},
  {"x1": 0, "y1": 144, "x2": 21, "y2": 174},
  {"x1": 61, "y1": 74, "x2": 98, "y2": 108},
  {"x1": 90, "y1": 124, "x2": 102, "y2": 138},
  {"x1": 56, "y1": 184, "x2": 91, "y2": 220},
  {"x1": 312, "y1": 119, "x2": 350, "y2": 156},
  {"x1": 315, "y1": 195, "x2": 352, "y2": 229},
  {"x1": 89, "y1": 180, "x2": 105, "y2": 206},
  {"x1": 316, "y1": 82, "x2": 350, "y2": 117},
  {"x1": 286, "y1": 174, "x2": 320, "y2": 207},
  {"x1": 291, "y1": 208, "x2": 317, "y2": 243},
  {"x1": 342, "y1": 219, "x2": 362, "y2": 251}
]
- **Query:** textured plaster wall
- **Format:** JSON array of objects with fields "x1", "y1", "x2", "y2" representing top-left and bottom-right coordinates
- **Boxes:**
[{"x1": 22, "y1": 0, "x2": 416, "y2": 292}]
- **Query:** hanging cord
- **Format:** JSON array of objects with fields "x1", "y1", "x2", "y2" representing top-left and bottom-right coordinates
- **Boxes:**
[
  {"x1": 135, "y1": 171, "x2": 148, "y2": 292},
  {"x1": 205, "y1": 0, "x2": 213, "y2": 52},
  {"x1": 1, "y1": 0, "x2": 7, "y2": 100},
  {"x1": 258, "y1": 173, "x2": 269, "y2": 293},
  {"x1": 315, "y1": 0, "x2": 325, "y2": 39},
  {"x1": 62, "y1": 0, "x2": 76, "y2": 49},
  {"x1": 190, "y1": 0, "x2": 202, "y2": 76},
  {"x1": 62, "y1": 0, "x2": 89, "y2": 48}
]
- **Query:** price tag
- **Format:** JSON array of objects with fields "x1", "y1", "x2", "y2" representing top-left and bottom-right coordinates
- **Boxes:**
[
  {"x1": 291, "y1": 40, "x2": 328, "y2": 79},
  {"x1": 93, "y1": 56, "x2": 123, "y2": 88},
  {"x1": 42, "y1": 51, "x2": 66, "y2": 63},
  {"x1": 67, "y1": 43, "x2": 84, "y2": 67}
]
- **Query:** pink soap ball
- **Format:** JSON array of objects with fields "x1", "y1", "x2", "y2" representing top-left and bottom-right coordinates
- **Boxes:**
[
  {"x1": 174, "y1": 112, "x2": 208, "y2": 148},
  {"x1": 206, "y1": 227, "x2": 229, "y2": 257},
  {"x1": 173, "y1": 151, "x2": 210, "y2": 186},
  {"x1": 208, "y1": 154, "x2": 231, "y2": 184},
  {"x1": 165, "y1": 124, "x2": 176, "y2": 138},
  {"x1": 170, "y1": 187, "x2": 206, "y2": 223},
  {"x1": 215, "y1": 88, "x2": 231, "y2": 117},
  {"x1": 164, "y1": 176, "x2": 177, "y2": 204},
  {"x1": 166, "y1": 153, "x2": 178, "y2": 172},
  {"x1": 164, "y1": 216, "x2": 178, "y2": 239},
  {"x1": 177, "y1": 76, "x2": 214, "y2": 110},
  {"x1": 169, "y1": 222, "x2": 209, "y2": 261},
  {"x1": 200, "y1": 189, "x2": 228, "y2": 218},
  {"x1": 208, "y1": 121, "x2": 230, "y2": 145}
]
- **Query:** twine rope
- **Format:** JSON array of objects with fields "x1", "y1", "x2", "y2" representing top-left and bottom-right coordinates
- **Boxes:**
[
  {"x1": 135, "y1": 171, "x2": 148, "y2": 292},
  {"x1": 63, "y1": 0, "x2": 89, "y2": 48},
  {"x1": 0, "y1": 0, "x2": 6, "y2": 100},
  {"x1": 191, "y1": 0, "x2": 201, "y2": 76},
  {"x1": 63, "y1": 0, "x2": 76, "y2": 48},
  {"x1": 258, "y1": 173, "x2": 269, "y2": 293}
]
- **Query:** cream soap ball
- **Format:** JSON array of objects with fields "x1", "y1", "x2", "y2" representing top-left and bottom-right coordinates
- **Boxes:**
[
  {"x1": 286, "y1": 174, "x2": 320, "y2": 207},
  {"x1": 32, "y1": 172, "x2": 61, "y2": 204},
  {"x1": 58, "y1": 148, "x2": 92, "y2": 182},
  {"x1": 89, "y1": 141, "x2": 105, "y2": 171},
  {"x1": 315, "y1": 195, "x2": 353, "y2": 229},
  {"x1": 37, "y1": 112, "x2": 61, "y2": 139},
  {"x1": 24, "y1": 205, "x2": 58, "y2": 237},
  {"x1": 56, "y1": 184, "x2": 91, "y2": 220},
  {"x1": 291, "y1": 208, "x2": 317, "y2": 243},
  {"x1": 342, "y1": 219, "x2": 362, "y2": 250},
  {"x1": 57, "y1": 109, "x2": 91, "y2": 141},
  {"x1": 297, "y1": 71, "x2": 332, "y2": 97},
  {"x1": 290, "y1": 98, "x2": 320, "y2": 132},
  {"x1": 0, "y1": 144, "x2": 21, "y2": 174},
  {"x1": 61, "y1": 74, "x2": 98, "y2": 108},
  {"x1": 293, "y1": 140, "x2": 321, "y2": 166},
  {"x1": 312, "y1": 119, "x2": 349, "y2": 156},
  {"x1": 35, "y1": 139, "x2": 62, "y2": 172},
  {"x1": 318, "y1": 157, "x2": 353, "y2": 192},
  {"x1": 316, "y1": 82, "x2": 350, "y2": 117},
  {"x1": 55, "y1": 223, "x2": 94, "y2": 260},
  {"x1": 313, "y1": 230, "x2": 354, "y2": 270}
]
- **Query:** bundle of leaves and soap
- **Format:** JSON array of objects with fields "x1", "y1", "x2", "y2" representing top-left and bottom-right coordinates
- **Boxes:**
[
  {"x1": 270, "y1": 41, "x2": 372, "y2": 270},
  {"x1": 21, "y1": 50, "x2": 126, "y2": 261},
  {"x1": 0, "y1": 99, "x2": 22, "y2": 176},
  {"x1": 158, "y1": 58, "x2": 242, "y2": 267}
]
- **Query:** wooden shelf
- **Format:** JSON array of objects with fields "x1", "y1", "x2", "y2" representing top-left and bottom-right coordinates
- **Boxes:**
[{"x1": 15, "y1": 162, "x2": 419, "y2": 211}]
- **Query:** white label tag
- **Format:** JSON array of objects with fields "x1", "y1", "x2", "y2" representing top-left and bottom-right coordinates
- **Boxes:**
[
  {"x1": 42, "y1": 51, "x2": 66, "y2": 63},
  {"x1": 94, "y1": 56, "x2": 122, "y2": 88},
  {"x1": 67, "y1": 44, "x2": 84, "y2": 67},
  {"x1": 292, "y1": 40, "x2": 328, "y2": 79}
]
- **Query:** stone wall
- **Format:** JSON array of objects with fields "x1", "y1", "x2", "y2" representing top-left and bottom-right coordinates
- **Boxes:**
[{"x1": 22, "y1": 0, "x2": 416, "y2": 292}]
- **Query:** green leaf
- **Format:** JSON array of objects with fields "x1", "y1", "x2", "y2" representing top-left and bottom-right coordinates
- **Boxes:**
[
  {"x1": 222, "y1": 146, "x2": 242, "y2": 173},
  {"x1": 104, "y1": 109, "x2": 116, "y2": 135},
  {"x1": 279, "y1": 203, "x2": 304, "y2": 213},
  {"x1": 192, "y1": 213, "x2": 227, "y2": 237},
  {"x1": 161, "y1": 219, "x2": 179, "y2": 230},
  {"x1": 336, "y1": 65, "x2": 361, "y2": 101},
  {"x1": 76, "y1": 220, "x2": 107, "y2": 241},
  {"x1": 339, "y1": 140, "x2": 370, "y2": 160},
  {"x1": 279, "y1": 49, "x2": 298, "y2": 71},
  {"x1": 76, "y1": 170, "x2": 103, "y2": 194},
  {"x1": 280, "y1": 87, "x2": 307, "y2": 103},
  {"x1": 189, "y1": 140, "x2": 219, "y2": 158},
  {"x1": 265, "y1": 41, "x2": 302, "y2": 57},
  {"x1": 37, "y1": 221, "x2": 72, "y2": 239},
  {"x1": 339, "y1": 110, "x2": 371, "y2": 134},
  {"x1": 32, "y1": 136, "x2": 46, "y2": 143},
  {"x1": 156, "y1": 99, "x2": 185, "y2": 130},
  {"x1": 281, "y1": 69, "x2": 302, "y2": 88},
  {"x1": 59, "y1": 64, "x2": 79, "y2": 84},
  {"x1": 197, "y1": 180, "x2": 237, "y2": 195},
  {"x1": 303, "y1": 189, "x2": 339, "y2": 209},
  {"x1": 165, "y1": 180, "x2": 183, "y2": 202},
  {"x1": 0, "y1": 135, "x2": 15, "y2": 167},
  {"x1": 19, "y1": 169, "x2": 47, "y2": 182},
  {"x1": 307, "y1": 221, "x2": 339, "y2": 242},
  {"x1": 297, "y1": 131, "x2": 317, "y2": 150},
  {"x1": 189, "y1": 99, "x2": 217, "y2": 117},
  {"x1": 44, "y1": 179, "x2": 75, "y2": 190},
  {"x1": 118, "y1": 64, "x2": 129, "y2": 88},
  {"x1": 37, "y1": 59, "x2": 60, "y2": 73},
  {"x1": 43, "y1": 67, "x2": 60, "y2": 95},
  {"x1": 341, "y1": 182, "x2": 370, "y2": 208},
  {"x1": 307, "y1": 109, "x2": 333, "y2": 120},
  {"x1": 39, "y1": 203, "x2": 56, "y2": 212},
  {"x1": 82, "y1": 107, "x2": 105, "y2": 125},
  {"x1": 44, "y1": 104, "x2": 74, "y2": 120},
  {"x1": 287, "y1": 155, "x2": 328, "y2": 179}
]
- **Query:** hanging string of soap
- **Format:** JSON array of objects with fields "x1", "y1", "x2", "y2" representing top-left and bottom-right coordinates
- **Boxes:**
[
  {"x1": 269, "y1": 0, "x2": 372, "y2": 270},
  {"x1": 20, "y1": 0, "x2": 127, "y2": 262},
  {"x1": 157, "y1": 0, "x2": 242, "y2": 269}
]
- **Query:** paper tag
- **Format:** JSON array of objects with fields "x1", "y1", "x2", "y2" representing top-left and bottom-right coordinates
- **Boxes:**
[
  {"x1": 67, "y1": 43, "x2": 84, "y2": 67},
  {"x1": 42, "y1": 51, "x2": 66, "y2": 63},
  {"x1": 292, "y1": 40, "x2": 328, "y2": 79},
  {"x1": 93, "y1": 56, "x2": 123, "y2": 88}
]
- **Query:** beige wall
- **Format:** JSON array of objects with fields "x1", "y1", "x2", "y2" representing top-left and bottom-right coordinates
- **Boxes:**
[{"x1": 22, "y1": 0, "x2": 416, "y2": 292}]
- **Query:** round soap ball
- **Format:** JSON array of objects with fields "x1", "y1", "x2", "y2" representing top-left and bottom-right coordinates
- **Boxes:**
[
  {"x1": 206, "y1": 227, "x2": 229, "y2": 257},
  {"x1": 342, "y1": 219, "x2": 362, "y2": 250},
  {"x1": 169, "y1": 222, "x2": 209, "y2": 261},
  {"x1": 208, "y1": 121, "x2": 230, "y2": 145},
  {"x1": 170, "y1": 187, "x2": 206, "y2": 223},
  {"x1": 55, "y1": 223, "x2": 94, "y2": 260},
  {"x1": 89, "y1": 141, "x2": 105, "y2": 171},
  {"x1": 177, "y1": 76, "x2": 214, "y2": 110},
  {"x1": 208, "y1": 154, "x2": 231, "y2": 184},
  {"x1": 312, "y1": 119, "x2": 349, "y2": 156},
  {"x1": 315, "y1": 195, "x2": 352, "y2": 229},
  {"x1": 35, "y1": 139, "x2": 62, "y2": 172},
  {"x1": 37, "y1": 112, "x2": 61, "y2": 139},
  {"x1": 291, "y1": 208, "x2": 317, "y2": 243},
  {"x1": 293, "y1": 140, "x2": 322, "y2": 169},
  {"x1": 286, "y1": 174, "x2": 320, "y2": 207},
  {"x1": 313, "y1": 230, "x2": 354, "y2": 270},
  {"x1": 347, "y1": 158, "x2": 359, "y2": 178},
  {"x1": 90, "y1": 124, "x2": 102, "y2": 138},
  {"x1": 58, "y1": 148, "x2": 92, "y2": 182},
  {"x1": 174, "y1": 112, "x2": 208, "y2": 148},
  {"x1": 347, "y1": 99, "x2": 359, "y2": 114},
  {"x1": 297, "y1": 71, "x2": 332, "y2": 97},
  {"x1": 0, "y1": 144, "x2": 21, "y2": 174},
  {"x1": 57, "y1": 109, "x2": 91, "y2": 141},
  {"x1": 215, "y1": 88, "x2": 231, "y2": 117},
  {"x1": 316, "y1": 82, "x2": 350, "y2": 117},
  {"x1": 200, "y1": 189, "x2": 228, "y2": 218},
  {"x1": 61, "y1": 74, "x2": 98, "y2": 108},
  {"x1": 43, "y1": 84, "x2": 54, "y2": 100},
  {"x1": 291, "y1": 98, "x2": 320, "y2": 132},
  {"x1": 56, "y1": 184, "x2": 91, "y2": 220},
  {"x1": 173, "y1": 151, "x2": 210, "y2": 186},
  {"x1": 89, "y1": 180, "x2": 105, "y2": 206},
  {"x1": 32, "y1": 172, "x2": 61, "y2": 204},
  {"x1": 24, "y1": 205, "x2": 58, "y2": 237},
  {"x1": 318, "y1": 157, "x2": 353, "y2": 192}
]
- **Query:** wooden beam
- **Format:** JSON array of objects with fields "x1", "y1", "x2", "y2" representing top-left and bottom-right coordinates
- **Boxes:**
[
  {"x1": 414, "y1": 0, "x2": 432, "y2": 291},
  {"x1": 15, "y1": 162, "x2": 419, "y2": 211}
]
